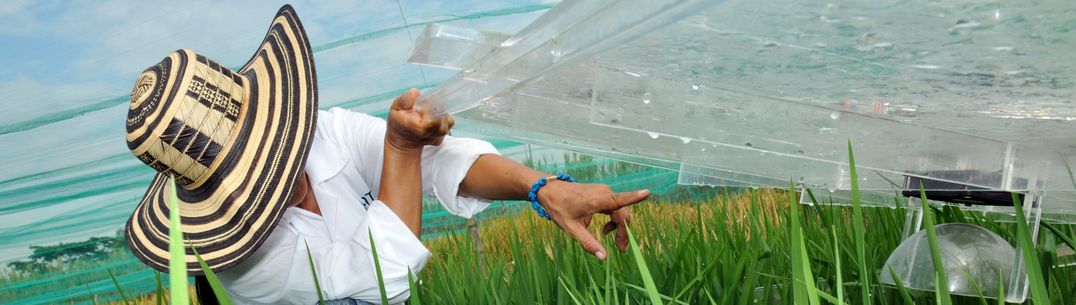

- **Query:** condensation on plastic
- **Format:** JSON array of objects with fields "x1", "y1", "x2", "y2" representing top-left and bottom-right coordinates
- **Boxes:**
[
  {"x1": 415, "y1": 0, "x2": 1076, "y2": 218},
  {"x1": 413, "y1": 0, "x2": 727, "y2": 116},
  {"x1": 590, "y1": 67, "x2": 1012, "y2": 191},
  {"x1": 410, "y1": 2, "x2": 1076, "y2": 300}
]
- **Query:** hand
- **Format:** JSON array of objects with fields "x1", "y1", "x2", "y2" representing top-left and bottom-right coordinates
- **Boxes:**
[
  {"x1": 386, "y1": 88, "x2": 454, "y2": 152},
  {"x1": 537, "y1": 182, "x2": 650, "y2": 260}
]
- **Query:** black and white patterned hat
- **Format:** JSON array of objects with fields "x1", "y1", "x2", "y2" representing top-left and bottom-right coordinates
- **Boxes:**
[{"x1": 124, "y1": 5, "x2": 317, "y2": 274}]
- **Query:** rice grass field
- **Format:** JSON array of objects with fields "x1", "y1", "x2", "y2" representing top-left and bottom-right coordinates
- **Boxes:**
[
  {"x1": 5, "y1": 150, "x2": 1076, "y2": 304},
  {"x1": 415, "y1": 189, "x2": 1076, "y2": 304},
  {"x1": 413, "y1": 146, "x2": 1076, "y2": 304},
  {"x1": 27, "y1": 187, "x2": 1076, "y2": 305},
  {"x1": 123, "y1": 187, "x2": 1075, "y2": 304}
]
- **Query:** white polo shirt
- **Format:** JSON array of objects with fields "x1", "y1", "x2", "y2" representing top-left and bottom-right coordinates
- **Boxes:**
[{"x1": 217, "y1": 107, "x2": 498, "y2": 304}]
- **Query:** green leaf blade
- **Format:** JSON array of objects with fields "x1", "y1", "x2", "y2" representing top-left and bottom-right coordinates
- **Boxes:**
[
  {"x1": 831, "y1": 228, "x2": 844, "y2": 305},
  {"x1": 919, "y1": 186, "x2": 953, "y2": 305},
  {"x1": 107, "y1": 270, "x2": 131, "y2": 305},
  {"x1": 167, "y1": 178, "x2": 189, "y2": 305},
  {"x1": 626, "y1": 225, "x2": 663, "y2": 305},
  {"x1": 305, "y1": 240, "x2": 326, "y2": 305},
  {"x1": 192, "y1": 247, "x2": 234, "y2": 305},
  {"x1": 155, "y1": 271, "x2": 165, "y2": 305},
  {"x1": 369, "y1": 229, "x2": 391, "y2": 305},
  {"x1": 847, "y1": 141, "x2": 872, "y2": 305},
  {"x1": 788, "y1": 180, "x2": 821, "y2": 305},
  {"x1": 408, "y1": 268, "x2": 422, "y2": 305},
  {"x1": 1011, "y1": 194, "x2": 1052, "y2": 305},
  {"x1": 888, "y1": 267, "x2": 915, "y2": 305}
]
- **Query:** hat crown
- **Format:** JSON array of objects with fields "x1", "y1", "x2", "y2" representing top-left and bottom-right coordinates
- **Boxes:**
[
  {"x1": 125, "y1": 49, "x2": 246, "y2": 189},
  {"x1": 130, "y1": 72, "x2": 155, "y2": 106},
  {"x1": 125, "y1": 5, "x2": 318, "y2": 274}
]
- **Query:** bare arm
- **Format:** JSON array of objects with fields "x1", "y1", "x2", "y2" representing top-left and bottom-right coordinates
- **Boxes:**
[
  {"x1": 378, "y1": 141, "x2": 424, "y2": 237},
  {"x1": 379, "y1": 88, "x2": 453, "y2": 237},
  {"x1": 459, "y1": 154, "x2": 649, "y2": 260},
  {"x1": 458, "y1": 154, "x2": 545, "y2": 200},
  {"x1": 379, "y1": 89, "x2": 650, "y2": 257}
]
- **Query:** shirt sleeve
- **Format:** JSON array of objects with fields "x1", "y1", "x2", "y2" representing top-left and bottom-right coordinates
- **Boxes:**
[
  {"x1": 217, "y1": 204, "x2": 430, "y2": 305},
  {"x1": 326, "y1": 107, "x2": 500, "y2": 218},
  {"x1": 326, "y1": 201, "x2": 431, "y2": 304}
]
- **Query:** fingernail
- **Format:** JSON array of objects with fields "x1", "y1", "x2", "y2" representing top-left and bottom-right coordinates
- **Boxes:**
[
  {"x1": 639, "y1": 189, "x2": 650, "y2": 196},
  {"x1": 595, "y1": 250, "x2": 606, "y2": 260}
]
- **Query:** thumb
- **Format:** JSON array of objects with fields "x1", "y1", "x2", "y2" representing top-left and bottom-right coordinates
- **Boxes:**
[
  {"x1": 607, "y1": 189, "x2": 650, "y2": 210},
  {"x1": 393, "y1": 88, "x2": 419, "y2": 110},
  {"x1": 564, "y1": 221, "x2": 607, "y2": 260}
]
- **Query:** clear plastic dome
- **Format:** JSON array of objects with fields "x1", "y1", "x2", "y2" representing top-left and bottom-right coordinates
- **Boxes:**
[{"x1": 880, "y1": 223, "x2": 1016, "y2": 298}]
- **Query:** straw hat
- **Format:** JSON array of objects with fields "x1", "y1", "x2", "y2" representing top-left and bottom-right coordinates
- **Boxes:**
[{"x1": 124, "y1": 5, "x2": 317, "y2": 274}]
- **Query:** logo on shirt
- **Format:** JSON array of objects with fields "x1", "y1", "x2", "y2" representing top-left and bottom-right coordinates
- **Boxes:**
[{"x1": 359, "y1": 191, "x2": 375, "y2": 209}]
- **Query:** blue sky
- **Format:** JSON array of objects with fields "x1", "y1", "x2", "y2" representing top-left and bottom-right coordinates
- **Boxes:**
[{"x1": 0, "y1": 0, "x2": 555, "y2": 263}]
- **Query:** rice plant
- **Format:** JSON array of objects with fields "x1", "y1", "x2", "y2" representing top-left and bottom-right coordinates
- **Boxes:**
[
  {"x1": 415, "y1": 189, "x2": 1074, "y2": 304},
  {"x1": 410, "y1": 146, "x2": 1075, "y2": 305},
  {"x1": 6, "y1": 152, "x2": 1076, "y2": 305},
  {"x1": 166, "y1": 179, "x2": 188, "y2": 305}
]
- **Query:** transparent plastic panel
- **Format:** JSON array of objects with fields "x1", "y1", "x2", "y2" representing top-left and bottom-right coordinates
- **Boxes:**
[
  {"x1": 582, "y1": 0, "x2": 1076, "y2": 193},
  {"x1": 453, "y1": 63, "x2": 687, "y2": 172},
  {"x1": 408, "y1": 24, "x2": 510, "y2": 70},
  {"x1": 423, "y1": 2, "x2": 1076, "y2": 301},
  {"x1": 428, "y1": 0, "x2": 1076, "y2": 223},
  {"x1": 598, "y1": 0, "x2": 1076, "y2": 145},
  {"x1": 415, "y1": 0, "x2": 726, "y2": 116},
  {"x1": 796, "y1": 186, "x2": 900, "y2": 208},
  {"x1": 678, "y1": 140, "x2": 844, "y2": 190},
  {"x1": 509, "y1": 94, "x2": 688, "y2": 166},
  {"x1": 591, "y1": 67, "x2": 1017, "y2": 191},
  {"x1": 678, "y1": 164, "x2": 786, "y2": 188}
]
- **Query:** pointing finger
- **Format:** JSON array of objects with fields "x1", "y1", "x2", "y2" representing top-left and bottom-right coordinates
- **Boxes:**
[
  {"x1": 564, "y1": 221, "x2": 607, "y2": 260},
  {"x1": 606, "y1": 189, "x2": 650, "y2": 211}
]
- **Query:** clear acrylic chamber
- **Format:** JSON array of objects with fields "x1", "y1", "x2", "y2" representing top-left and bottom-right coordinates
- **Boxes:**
[{"x1": 408, "y1": 0, "x2": 1076, "y2": 301}]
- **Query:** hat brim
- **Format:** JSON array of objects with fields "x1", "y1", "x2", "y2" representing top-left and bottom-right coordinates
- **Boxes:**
[{"x1": 125, "y1": 4, "x2": 317, "y2": 274}]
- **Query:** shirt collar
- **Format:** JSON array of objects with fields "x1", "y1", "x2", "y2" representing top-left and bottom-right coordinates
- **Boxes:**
[{"x1": 304, "y1": 120, "x2": 346, "y2": 184}]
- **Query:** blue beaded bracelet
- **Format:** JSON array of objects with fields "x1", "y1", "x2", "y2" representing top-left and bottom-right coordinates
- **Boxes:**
[{"x1": 528, "y1": 172, "x2": 577, "y2": 220}]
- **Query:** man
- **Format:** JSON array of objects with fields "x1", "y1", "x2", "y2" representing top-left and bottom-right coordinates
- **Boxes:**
[{"x1": 123, "y1": 5, "x2": 647, "y2": 305}]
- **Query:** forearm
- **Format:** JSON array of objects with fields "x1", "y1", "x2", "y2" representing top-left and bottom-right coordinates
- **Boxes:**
[
  {"x1": 458, "y1": 154, "x2": 548, "y2": 201},
  {"x1": 460, "y1": 154, "x2": 648, "y2": 260},
  {"x1": 378, "y1": 139, "x2": 424, "y2": 237}
]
